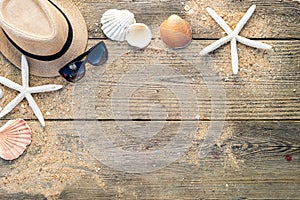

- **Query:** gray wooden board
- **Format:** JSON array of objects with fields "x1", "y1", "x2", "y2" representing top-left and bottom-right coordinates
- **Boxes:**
[{"x1": 0, "y1": 121, "x2": 298, "y2": 199}]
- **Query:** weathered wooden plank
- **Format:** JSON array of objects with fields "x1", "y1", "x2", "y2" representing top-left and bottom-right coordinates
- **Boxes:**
[
  {"x1": 0, "y1": 1, "x2": 298, "y2": 199},
  {"x1": 53, "y1": 120, "x2": 300, "y2": 199},
  {"x1": 0, "y1": 40, "x2": 299, "y2": 121},
  {"x1": 75, "y1": 0, "x2": 300, "y2": 39},
  {"x1": 0, "y1": 193, "x2": 46, "y2": 200},
  {"x1": 0, "y1": 121, "x2": 298, "y2": 199}
]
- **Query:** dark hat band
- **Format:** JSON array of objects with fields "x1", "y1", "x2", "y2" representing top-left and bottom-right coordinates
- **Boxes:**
[{"x1": 2, "y1": 0, "x2": 73, "y2": 62}]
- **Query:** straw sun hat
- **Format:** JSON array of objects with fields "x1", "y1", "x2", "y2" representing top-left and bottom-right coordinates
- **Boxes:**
[{"x1": 0, "y1": 0, "x2": 88, "y2": 77}]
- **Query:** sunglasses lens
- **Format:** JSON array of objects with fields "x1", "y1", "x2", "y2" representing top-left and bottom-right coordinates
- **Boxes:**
[
  {"x1": 59, "y1": 61, "x2": 85, "y2": 83},
  {"x1": 87, "y1": 42, "x2": 108, "y2": 66}
]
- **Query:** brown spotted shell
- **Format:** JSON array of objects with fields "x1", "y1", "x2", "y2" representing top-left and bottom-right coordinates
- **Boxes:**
[{"x1": 160, "y1": 15, "x2": 192, "y2": 49}]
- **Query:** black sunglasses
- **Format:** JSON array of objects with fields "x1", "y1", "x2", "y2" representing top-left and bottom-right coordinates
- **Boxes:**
[{"x1": 59, "y1": 41, "x2": 108, "y2": 83}]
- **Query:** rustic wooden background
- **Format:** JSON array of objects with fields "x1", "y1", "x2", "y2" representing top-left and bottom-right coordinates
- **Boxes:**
[{"x1": 0, "y1": 0, "x2": 299, "y2": 199}]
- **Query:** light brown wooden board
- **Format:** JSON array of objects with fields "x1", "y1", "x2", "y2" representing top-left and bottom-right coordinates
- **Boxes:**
[{"x1": 75, "y1": 0, "x2": 300, "y2": 39}]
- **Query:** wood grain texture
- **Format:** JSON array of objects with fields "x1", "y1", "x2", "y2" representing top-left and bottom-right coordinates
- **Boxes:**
[
  {"x1": 75, "y1": 0, "x2": 300, "y2": 39},
  {"x1": 0, "y1": 40, "x2": 299, "y2": 121},
  {"x1": 0, "y1": 193, "x2": 46, "y2": 200},
  {"x1": 0, "y1": 121, "x2": 298, "y2": 199},
  {"x1": 0, "y1": 0, "x2": 299, "y2": 199},
  {"x1": 60, "y1": 120, "x2": 300, "y2": 199}
]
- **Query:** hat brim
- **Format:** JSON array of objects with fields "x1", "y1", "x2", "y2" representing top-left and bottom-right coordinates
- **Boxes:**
[{"x1": 0, "y1": 0, "x2": 88, "y2": 77}]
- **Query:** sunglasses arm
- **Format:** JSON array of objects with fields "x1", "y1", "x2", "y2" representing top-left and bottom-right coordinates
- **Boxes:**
[
  {"x1": 68, "y1": 50, "x2": 90, "y2": 64},
  {"x1": 70, "y1": 41, "x2": 106, "y2": 63}
]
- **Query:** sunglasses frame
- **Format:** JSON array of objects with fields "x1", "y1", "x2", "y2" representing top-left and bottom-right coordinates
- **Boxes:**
[{"x1": 59, "y1": 41, "x2": 108, "y2": 83}]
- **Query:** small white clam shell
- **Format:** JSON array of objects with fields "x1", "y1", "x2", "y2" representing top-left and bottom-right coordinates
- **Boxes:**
[
  {"x1": 0, "y1": 119, "x2": 31, "y2": 160},
  {"x1": 101, "y1": 9, "x2": 136, "y2": 41},
  {"x1": 126, "y1": 23, "x2": 152, "y2": 49},
  {"x1": 0, "y1": 88, "x2": 3, "y2": 99}
]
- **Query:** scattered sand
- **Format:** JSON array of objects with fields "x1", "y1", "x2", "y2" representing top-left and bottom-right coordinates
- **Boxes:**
[{"x1": 0, "y1": 121, "x2": 105, "y2": 198}]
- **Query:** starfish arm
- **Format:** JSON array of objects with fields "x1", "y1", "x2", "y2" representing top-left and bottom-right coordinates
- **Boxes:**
[
  {"x1": 234, "y1": 5, "x2": 256, "y2": 35},
  {"x1": 21, "y1": 55, "x2": 29, "y2": 87},
  {"x1": 0, "y1": 76, "x2": 23, "y2": 91},
  {"x1": 25, "y1": 93, "x2": 45, "y2": 127},
  {"x1": 236, "y1": 36, "x2": 272, "y2": 49},
  {"x1": 231, "y1": 37, "x2": 239, "y2": 74},
  {"x1": 206, "y1": 7, "x2": 233, "y2": 34},
  {"x1": 200, "y1": 35, "x2": 232, "y2": 55},
  {"x1": 0, "y1": 93, "x2": 24, "y2": 118},
  {"x1": 28, "y1": 84, "x2": 63, "y2": 93}
]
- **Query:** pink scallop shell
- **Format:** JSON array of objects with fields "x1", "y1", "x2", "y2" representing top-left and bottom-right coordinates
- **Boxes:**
[{"x1": 0, "y1": 119, "x2": 32, "y2": 160}]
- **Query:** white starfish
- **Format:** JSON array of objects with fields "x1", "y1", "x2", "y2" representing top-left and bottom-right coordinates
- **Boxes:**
[
  {"x1": 200, "y1": 5, "x2": 272, "y2": 74},
  {"x1": 0, "y1": 55, "x2": 63, "y2": 127}
]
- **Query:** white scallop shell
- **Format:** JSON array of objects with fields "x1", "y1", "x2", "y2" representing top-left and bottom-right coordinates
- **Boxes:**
[
  {"x1": 0, "y1": 119, "x2": 32, "y2": 160},
  {"x1": 101, "y1": 9, "x2": 136, "y2": 41},
  {"x1": 126, "y1": 23, "x2": 152, "y2": 49}
]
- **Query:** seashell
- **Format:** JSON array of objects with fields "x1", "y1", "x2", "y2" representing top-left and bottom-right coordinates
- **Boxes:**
[
  {"x1": 160, "y1": 15, "x2": 192, "y2": 49},
  {"x1": 101, "y1": 9, "x2": 136, "y2": 41},
  {"x1": 126, "y1": 23, "x2": 152, "y2": 49},
  {"x1": 0, "y1": 119, "x2": 32, "y2": 160}
]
